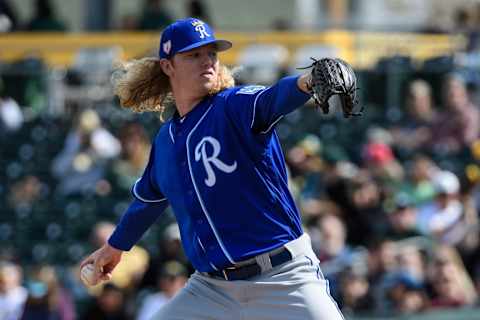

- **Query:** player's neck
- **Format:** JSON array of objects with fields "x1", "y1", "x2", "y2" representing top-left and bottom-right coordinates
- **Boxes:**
[{"x1": 174, "y1": 94, "x2": 205, "y2": 117}]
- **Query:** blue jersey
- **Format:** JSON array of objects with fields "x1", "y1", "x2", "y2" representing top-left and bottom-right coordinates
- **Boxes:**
[{"x1": 109, "y1": 76, "x2": 311, "y2": 272}]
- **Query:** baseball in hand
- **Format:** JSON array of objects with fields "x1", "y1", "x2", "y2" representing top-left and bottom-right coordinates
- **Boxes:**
[{"x1": 80, "y1": 263, "x2": 99, "y2": 286}]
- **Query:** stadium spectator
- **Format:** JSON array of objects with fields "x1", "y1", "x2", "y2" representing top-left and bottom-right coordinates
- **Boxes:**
[
  {"x1": 139, "y1": 223, "x2": 190, "y2": 290},
  {"x1": 367, "y1": 239, "x2": 399, "y2": 313},
  {"x1": 285, "y1": 134, "x2": 324, "y2": 201},
  {"x1": 383, "y1": 271, "x2": 428, "y2": 315},
  {"x1": 337, "y1": 267, "x2": 374, "y2": 315},
  {"x1": 7, "y1": 175, "x2": 43, "y2": 210},
  {"x1": 0, "y1": 76, "x2": 23, "y2": 133},
  {"x1": 453, "y1": 5, "x2": 480, "y2": 52},
  {"x1": 427, "y1": 245, "x2": 477, "y2": 309},
  {"x1": 362, "y1": 140, "x2": 404, "y2": 184},
  {"x1": 416, "y1": 170, "x2": 467, "y2": 245},
  {"x1": 51, "y1": 109, "x2": 120, "y2": 196},
  {"x1": 403, "y1": 155, "x2": 438, "y2": 205},
  {"x1": 0, "y1": 0, "x2": 18, "y2": 32},
  {"x1": 396, "y1": 245, "x2": 426, "y2": 285},
  {"x1": 0, "y1": 261, "x2": 28, "y2": 320},
  {"x1": 389, "y1": 79, "x2": 438, "y2": 153},
  {"x1": 109, "y1": 122, "x2": 151, "y2": 194},
  {"x1": 342, "y1": 172, "x2": 386, "y2": 245},
  {"x1": 384, "y1": 193, "x2": 421, "y2": 240},
  {"x1": 24, "y1": 0, "x2": 66, "y2": 32},
  {"x1": 430, "y1": 74, "x2": 480, "y2": 154},
  {"x1": 81, "y1": 283, "x2": 128, "y2": 320},
  {"x1": 136, "y1": 260, "x2": 188, "y2": 320},
  {"x1": 118, "y1": 14, "x2": 138, "y2": 31},
  {"x1": 315, "y1": 214, "x2": 359, "y2": 267},
  {"x1": 20, "y1": 265, "x2": 75, "y2": 320},
  {"x1": 138, "y1": 0, "x2": 174, "y2": 31},
  {"x1": 314, "y1": 213, "x2": 365, "y2": 299},
  {"x1": 186, "y1": 0, "x2": 212, "y2": 26},
  {"x1": 386, "y1": 246, "x2": 430, "y2": 314}
]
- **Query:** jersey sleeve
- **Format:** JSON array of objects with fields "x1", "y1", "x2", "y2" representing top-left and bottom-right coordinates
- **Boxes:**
[
  {"x1": 225, "y1": 75, "x2": 311, "y2": 134},
  {"x1": 131, "y1": 143, "x2": 167, "y2": 203},
  {"x1": 108, "y1": 198, "x2": 169, "y2": 250}
]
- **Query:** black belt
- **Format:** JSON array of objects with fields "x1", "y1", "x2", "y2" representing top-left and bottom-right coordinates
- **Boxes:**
[{"x1": 208, "y1": 247, "x2": 293, "y2": 281}]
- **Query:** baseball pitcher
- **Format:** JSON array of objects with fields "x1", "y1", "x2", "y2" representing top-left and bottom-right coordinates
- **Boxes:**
[{"x1": 81, "y1": 17, "x2": 359, "y2": 320}]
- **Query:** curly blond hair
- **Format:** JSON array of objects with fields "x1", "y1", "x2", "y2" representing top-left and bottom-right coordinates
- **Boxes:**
[{"x1": 112, "y1": 57, "x2": 234, "y2": 120}]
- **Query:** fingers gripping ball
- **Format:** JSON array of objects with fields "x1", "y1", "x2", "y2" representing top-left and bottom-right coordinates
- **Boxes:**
[
  {"x1": 80, "y1": 263, "x2": 99, "y2": 287},
  {"x1": 306, "y1": 57, "x2": 362, "y2": 118}
]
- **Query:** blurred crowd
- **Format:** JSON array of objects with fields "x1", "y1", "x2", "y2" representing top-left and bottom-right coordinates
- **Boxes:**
[
  {"x1": 2, "y1": 0, "x2": 480, "y2": 35},
  {"x1": 0, "y1": 0, "x2": 210, "y2": 33},
  {"x1": 2, "y1": 63, "x2": 480, "y2": 319},
  {"x1": 286, "y1": 70, "x2": 480, "y2": 316}
]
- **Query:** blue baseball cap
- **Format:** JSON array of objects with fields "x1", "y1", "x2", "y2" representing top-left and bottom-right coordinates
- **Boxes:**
[{"x1": 159, "y1": 18, "x2": 232, "y2": 59}]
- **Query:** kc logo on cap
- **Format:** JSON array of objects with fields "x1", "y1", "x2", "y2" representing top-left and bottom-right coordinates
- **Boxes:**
[
  {"x1": 158, "y1": 17, "x2": 232, "y2": 59},
  {"x1": 191, "y1": 19, "x2": 210, "y2": 39}
]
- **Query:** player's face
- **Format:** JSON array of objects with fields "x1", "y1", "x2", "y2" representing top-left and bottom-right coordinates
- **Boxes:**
[{"x1": 171, "y1": 44, "x2": 220, "y2": 95}]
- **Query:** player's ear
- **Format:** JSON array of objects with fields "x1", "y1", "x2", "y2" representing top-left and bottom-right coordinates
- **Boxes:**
[{"x1": 159, "y1": 58, "x2": 173, "y2": 77}]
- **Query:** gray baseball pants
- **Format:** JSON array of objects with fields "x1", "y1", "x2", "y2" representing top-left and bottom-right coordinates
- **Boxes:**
[{"x1": 151, "y1": 234, "x2": 344, "y2": 320}]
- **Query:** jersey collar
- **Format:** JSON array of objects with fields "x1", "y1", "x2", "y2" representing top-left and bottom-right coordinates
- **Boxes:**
[{"x1": 172, "y1": 95, "x2": 213, "y2": 126}]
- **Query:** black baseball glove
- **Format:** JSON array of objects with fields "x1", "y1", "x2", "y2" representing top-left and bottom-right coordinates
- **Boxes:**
[{"x1": 304, "y1": 57, "x2": 362, "y2": 118}]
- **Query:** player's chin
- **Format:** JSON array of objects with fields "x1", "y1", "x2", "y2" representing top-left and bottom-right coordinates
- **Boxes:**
[{"x1": 200, "y1": 78, "x2": 217, "y2": 92}]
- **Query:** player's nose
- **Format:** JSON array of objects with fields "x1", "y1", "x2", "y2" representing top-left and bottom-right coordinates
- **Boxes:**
[{"x1": 200, "y1": 52, "x2": 215, "y2": 68}]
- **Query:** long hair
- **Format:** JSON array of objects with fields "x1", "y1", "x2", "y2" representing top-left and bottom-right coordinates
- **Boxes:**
[{"x1": 112, "y1": 57, "x2": 235, "y2": 120}]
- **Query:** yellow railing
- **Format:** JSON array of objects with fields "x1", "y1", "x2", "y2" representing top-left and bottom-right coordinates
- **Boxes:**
[{"x1": 0, "y1": 31, "x2": 466, "y2": 69}]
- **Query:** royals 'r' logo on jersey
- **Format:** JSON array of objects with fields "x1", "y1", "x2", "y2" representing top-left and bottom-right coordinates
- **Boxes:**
[{"x1": 194, "y1": 136, "x2": 237, "y2": 187}]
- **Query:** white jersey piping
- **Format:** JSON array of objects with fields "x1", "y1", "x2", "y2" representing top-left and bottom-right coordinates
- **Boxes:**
[
  {"x1": 132, "y1": 179, "x2": 167, "y2": 203},
  {"x1": 186, "y1": 104, "x2": 236, "y2": 265}
]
